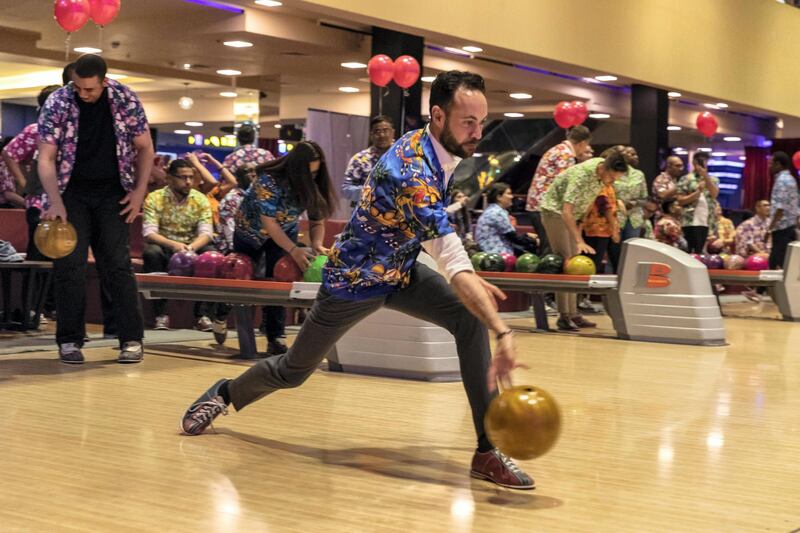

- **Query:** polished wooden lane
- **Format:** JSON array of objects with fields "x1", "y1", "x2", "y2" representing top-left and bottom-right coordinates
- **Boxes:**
[{"x1": 1, "y1": 313, "x2": 799, "y2": 532}]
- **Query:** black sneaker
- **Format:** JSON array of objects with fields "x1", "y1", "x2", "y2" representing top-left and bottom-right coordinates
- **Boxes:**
[
  {"x1": 118, "y1": 341, "x2": 144, "y2": 364},
  {"x1": 267, "y1": 338, "x2": 288, "y2": 356},
  {"x1": 180, "y1": 379, "x2": 230, "y2": 436},
  {"x1": 59, "y1": 342, "x2": 85, "y2": 364},
  {"x1": 556, "y1": 316, "x2": 579, "y2": 332}
]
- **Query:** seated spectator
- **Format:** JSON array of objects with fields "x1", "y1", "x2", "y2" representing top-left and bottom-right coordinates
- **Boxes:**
[
  {"x1": 708, "y1": 203, "x2": 735, "y2": 252},
  {"x1": 142, "y1": 159, "x2": 216, "y2": 331},
  {"x1": 655, "y1": 200, "x2": 687, "y2": 251},
  {"x1": 639, "y1": 197, "x2": 658, "y2": 239},
  {"x1": 186, "y1": 151, "x2": 237, "y2": 249},
  {"x1": 0, "y1": 138, "x2": 24, "y2": 208},
  {"x1": 735, "y1": 199, "x2": 772, "y2": 257},
  {"x1": 580, "y1": 182, "x2": 619, "y2": 272},
  {"x1": 475, "y1": 183, "x2": 537, "y2": 256}
]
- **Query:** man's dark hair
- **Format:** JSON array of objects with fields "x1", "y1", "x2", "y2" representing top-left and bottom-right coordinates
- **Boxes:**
[
  {"x1": 38, "y1": 85, "x2": 60, "y2": 108},
  {"x1": 692, "y1": 151, "x2": 710, "y2": 166},
  {"x1": 566, "y1": 125, "x2": 591, "y2": 143},
  {"x1": 62, "y1": 62, "x2": 76, "y2": 85},
  {"x1": 602, "y1": 148, "x2": 628, "y2": 173},
  {"x1": 370, "y1": 115, "x2": 394, "y2": 129},
  {"x1": 235, "y1": 165, "x2": 255, "y2": 190},
  {"x1": 771, "y1": 151, "x2": 791, "y2": 171},
  {"x1": 237, "y1": 124, "x2": 256, "y2": 145},
  {"x1": 429, "y1": 71, "x2": 485, "y2": 115},
  {"x1": 74, "y1": 54, "x2": 107, "y2": 80},
  {"x1": 486, "y1": 182, "x2": 510, "y2": 204},
  {"x1": 167, "y1": 159, "x2": 193, "y2": 176}
]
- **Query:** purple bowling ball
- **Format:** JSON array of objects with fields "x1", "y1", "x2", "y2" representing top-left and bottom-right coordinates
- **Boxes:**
[
  {"x1": 706, "y1": 254, "x2": 724, "y2": 269},
  {"x1": 167, "y1": 250, "x2": 197, "y2": 276},
  {"x1": 194, "y1": 251, "x2": 226, "y2": 278}
]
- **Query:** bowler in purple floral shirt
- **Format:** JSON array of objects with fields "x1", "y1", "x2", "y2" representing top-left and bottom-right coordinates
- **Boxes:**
[{"x1": 37, "y1": 54, "x2": 154, "y2": 364}]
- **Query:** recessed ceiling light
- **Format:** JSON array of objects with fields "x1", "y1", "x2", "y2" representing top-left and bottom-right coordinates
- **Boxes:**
[
  {"x1": 219, "y1": 91, "x2": 238, "y2": 97},
  {"x1": 216, "y1": 69, "x2": 242, "y2": 76},
  {"x1": 462, "y1": 45, "x2": 483, "y2": 53},
  {"x1": 698, "y1": 147, "x2": 713, "y2": 152},
  {"x1": 503, "y1": 112, "x2": 524, "y2": 118},
  {"x1": 776, "y1": 118, "x2": 784, "y2": 129},
  {"x1": 174, "y1": 129, "x2": 191, "y2": 135},
  {"x1": 673, "y1": 147, "x2": 686, "y2": 151},
  {"x1": 739, "y1": 156, "x2": 747, "y2": 161},
  {"x1": 594, "y1": 75, "x2": 617, "y2": 82},
  {"x1": 341, "y1": 62, "x2": 367, "y2": 69},
  {"x1": 704, "y1": 103, "x2": 719, "y2": 109},
  {"x1": 716, "y1": 103, "x2": 729, "y2": 108},
  {"x1": 106, "y1": 73, "x2": 127, "y2": 80},
  {"x1": 421, "y1": 76, "x2": 436, "y2": 83},
  {"x1": 223, "y1": 40, "x2": 253, "y2": 48},
  {"x1": 274, "y1": 124, "x2": 282, "y2": 128},
  {"x1": 723, "y1": 136, "x2": 741, "y2": 142},
  {"x1": 668, "y1": 91, "x2": 682, "y2": 98},
  {"x1": 443, "y1": 47, "x2": 472, "y2": 56},
  {"x1": 667, "y1": 126, "x2": 682, "y2": 131},
  {"x1": 255, "y1": 0, "x2": 282, "y2": 5},
  {"x1": 338, "y1": 86, "x2": 359, "y2": 93},
  {"x1": 509, "y1": 93, "x2": 533, "y2": 100},
  {"x1": 224, "y1": 134, "x2": 237, "y2": 139},
  {"x1": 74, "y1": 47, "x2": 102, "y2": 54},
  {"x1": 185, "y1": 121, "x2": 204, "y2": 127},
  {"x1": 711, "y1": 151, "x2": 727, "y2": 156},
  {"x1": 589, "y1": 113, "x2": 610, "y2": 119},
  {"x1": 183, "y1": 63, "x2": 192, "y2": 69}
]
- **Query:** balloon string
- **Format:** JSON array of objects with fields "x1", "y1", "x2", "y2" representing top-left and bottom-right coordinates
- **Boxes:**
[
  {"x1": 64, "y1": 33, "x2": 71, "y2": 62},
  {"x1": 98, "y1": 25, "x2": 103, "y2": 50}
]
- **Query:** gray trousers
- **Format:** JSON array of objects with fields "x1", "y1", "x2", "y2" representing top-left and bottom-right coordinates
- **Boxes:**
[
  {"x1": 541, "y1": 211, "x2": 578, "y2": 316},
  {"x1": 229, "y1": 263, "x2": 495, "y2": 441}
]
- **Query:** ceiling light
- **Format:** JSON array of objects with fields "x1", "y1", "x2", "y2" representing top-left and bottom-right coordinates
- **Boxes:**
[
  {"x1": 183, "y1": 63, "x2": 192, "y2": 69},
  {"x1": 224, "y1": 134, "x2": 237, "y2": 139},
  {"x1": 698, "y1": 147, "x2": 713, "y2": 152},
  {"x1": 509, "y1": 93, "x2": 533, "y2": 100},
  {"x1": 219, "y1": 91, "x2": 238, "y2": 97},
  {"x1": 421, "y1": 76, "x2": 436, "y2": 83},
  {"x1": 503, "y1": 112, "x2": 524, "y2": 118},
  {"x1": 723, "y1": 136, "x2": 741, "y2": 142},
  {"x1": 673, "y1": 147, "x2": 686, "y2": 151},
  {"x1": 185, "y1": 121, "x2": 204, "y2": 127},
  {"x1": 74, "y1": 47, "x2": 102, "y2": 54},
  {"x1": 667, "y1": 126, "x2": 682, "y2": 131},
  {"x1": 338, "y1": 86, "x2": 359, "y2": 93},
  {"x1": 255, "y1": 0, "x2": 282, "y2": 5},
  {"x1": 223, "y1": 40, "x2": 253, "y2": 48},
  {"x1": 704, "y1": 103, "x2": 719, "y2": 109},
  {"x1": 589, "y1": 113, "x2": 610, "y2": 119},
  {"x1": 341, "y1": 62, "x2": 367, "y2": 69},
  {"x1": 178, "y1": 96, "x2": 194, "y2": 110},
  {"x1": 594, "y1": 75, "x2": 617, "y2": 82},
  {"x1": 106, "y1": 73, "x2": 127, "y2": 80},
  {"x1": 216, "y1": 69, "x2": 241, "y2": 76},
  {"x1": 274, "y1": 124, "x2": 282, "y2": 128},
  {"x1": 711, "y1": 151, "x2": 727, "y2": 157},
  {"x1": 174, "y1": 129, "x2": 191, "y2": 135},
  {"x1": 716, "y1": 103, "x2": 729, "y2": 108},
  {"x1": 739, "y1": 156, "x2": 747, "y2": 161},
  {"x1": 462, "y1": 45, "x2": 483, "y2": 53},
  {"x1": 776, "y1": 118, "x2": 784, "y2": 129},
  {"x1": 443, "y1": 47, "x2": 472, "y2": 56},
  {"x1": 668, "y1": 91, "x2": 682, "y2": 98}
]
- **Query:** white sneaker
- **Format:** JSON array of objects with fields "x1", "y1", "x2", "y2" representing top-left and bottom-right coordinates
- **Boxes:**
[
  {"x1": 212, "y1": 319, "x2": 227, "y2": 336},
  {"x1": 118, "y1": 341, "x2": 143, "y2": 364},
  {"x1": 196, "y1": 316, "x2": 213, "y2": 332},
  {"x1": 154, "y1": 315, "x2": 170, "y2": 330}
]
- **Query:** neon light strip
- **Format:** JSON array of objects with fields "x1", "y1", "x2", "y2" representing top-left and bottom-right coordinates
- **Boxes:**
[{"x1": 182, "y1": 0, "x2": 244, "y2": 13}]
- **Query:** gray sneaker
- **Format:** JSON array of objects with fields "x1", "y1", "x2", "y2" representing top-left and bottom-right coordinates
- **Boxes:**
[
  {"x1": 59, "y1": 342, "x2": 85, "y2": 364},
  {"x1": 118, "y1": 341, "x2": 144, "y2": 364},
  {"x1": 180, "y1": 379, "x2": 230, "y2": 435},
  {"x1": 195, "y1": 316, "x2": 213, "y2": 332}
]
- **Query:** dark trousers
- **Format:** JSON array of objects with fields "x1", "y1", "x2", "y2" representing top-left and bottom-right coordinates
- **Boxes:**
[
  {"x1": 607, "y1": 221, "x2": 640, "y2": 273},
  {"x1": 229, "y1": 263, "x2": 495, "y2": 445},
  {"x1": 142, "y1": 243, "x2": 215, "y2": 318},
  {"x1": 683, "y1": 226, "x2": 709, "y2": 254},
  {"x1": 54, "y1": 186, "x2": 143, "y2": 346},
  {"x1": 582, "y1": 234, "x2": 610, "y2": 273},
  {"x1": 769, "y1": 226, "x2": 796, "y2": 269},
  {"x1": 529, "y1": 211, "x2": 551, "y2": 255},
  {"x1": 233, "y1": 233, "x2": 286, "y2": 340}
]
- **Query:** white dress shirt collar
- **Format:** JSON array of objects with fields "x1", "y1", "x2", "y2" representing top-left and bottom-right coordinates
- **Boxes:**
[{"x1": 426, "y1": 125, "x2": 462, "y2": 184}]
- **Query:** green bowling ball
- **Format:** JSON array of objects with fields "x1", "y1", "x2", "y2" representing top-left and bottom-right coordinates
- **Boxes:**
[
  {"x1": 471, "y1": 252, "x2": 489, "y2": 270},
  {"x1": 515, "y1": 253, "x2": 541, "y2": 273},
  {"x1": 537, "y1": 253, "x2": 564, "y2": 274},
  {"x1": 303, "y1": 254, "x2": 328, "y2": 283},
  {"x1": 480, "y1": 253, "x2": 506, "y2": 272}
]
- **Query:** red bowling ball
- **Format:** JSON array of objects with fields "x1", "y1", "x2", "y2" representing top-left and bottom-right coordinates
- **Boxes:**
[
  {"x1": 500, "y1": 252, "x2": 517, "y2": 272},
  {"x1": 220, "y1": 253, "x2": 255, "y2": 280},
  {"x1": 194, "y1": 251, "x2": 226, "y2": 278},
  {"x1": 745, "y1": 254, "x2": 769, "y2": 271},
  {"x1": 273, "y1": 255, "x2": 303, "y2": 282}
]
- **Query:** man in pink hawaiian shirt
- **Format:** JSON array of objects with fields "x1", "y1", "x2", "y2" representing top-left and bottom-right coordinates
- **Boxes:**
[
  {"x1": 525, "y1": 125, "x2": 591, "y2": 252},
  {"x1": 37, "y1": 54, "x2": 154, "y2": 364},
  {"x1": 222, "y1": 124, "x2": 274, "y2": 175}
]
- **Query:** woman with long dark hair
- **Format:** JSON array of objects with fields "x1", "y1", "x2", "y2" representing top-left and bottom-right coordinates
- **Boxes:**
[{"x1": 234, "y1": 141, "x2": 337, "y2": 355}]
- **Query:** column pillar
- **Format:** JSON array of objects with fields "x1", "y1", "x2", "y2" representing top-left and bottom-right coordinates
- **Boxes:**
[{"x1": 630, "y1": 84, "x2": 669, "y2": 187}]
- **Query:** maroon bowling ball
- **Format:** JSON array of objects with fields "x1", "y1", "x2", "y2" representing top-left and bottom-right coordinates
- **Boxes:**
[
  {"x1": 500, "y1": 252, "x2": 517, "y2": 272},
  {"x1": 220, "y1": 253, "x2": 255, "y2": 280},
  {"x1": 273, "y1": 255, "x2": 303, "y2": 282},
  {"x1": 706, "y1": 239, "x2": 725, "y2": 254},
  {"x1": 167, "y1": 250, "x2": 197, "y2": 276},
  {"x1": 194, "y1": 251, "x2": 226, "y2": 278},
  {"x1": 745, "y1": 254, "x2": 769, "y2": 271},
  {"x1": 706, "y1": 254, "x2": 724, "y2": 269}
]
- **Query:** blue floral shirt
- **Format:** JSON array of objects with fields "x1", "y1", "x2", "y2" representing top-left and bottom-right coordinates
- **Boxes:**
[
  {"x1": 770, "y1": 170, "x2": 799, "y2": 231},
  {"x1": 342, "y1": 145, "x2": 381, "y2": 204},
  {"x1": 323, "y1": 129, "x2": 454, "y2": 300},
  {"x1": 475, "y1": 203, "x2": 514, "y2": 254},
  {"x1": 235, "y1": 173, "x2": 307, "y2": 248}
]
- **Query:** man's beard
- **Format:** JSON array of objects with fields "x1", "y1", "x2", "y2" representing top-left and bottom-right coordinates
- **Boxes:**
[{"x1": 439, "y1": 119, "x2": 478, "y2": 158}]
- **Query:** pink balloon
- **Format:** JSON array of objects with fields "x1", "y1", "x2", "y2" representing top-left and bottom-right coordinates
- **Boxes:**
[
  {"x1": 89, "y1": 0, "x2": 120, "y2": 26},
  {"x1": 553, "y1": 101, "x2": 577, "y2": 129},
  {"x1": 54, "y1": 0, "x2": 91, "y2": 33},
  {"x1": 792, "y1": 150, "x2": 800, "y2": 171},
  {"x1": 572, "y1": 101, "x2": 588, "y2": 125},
  {"x1": 367, "y1": 55, "x2": 394, "y2": 87},
  {"x1": 393, "y1": 55, "x2": 421, "y2": 89},
  {"x1": 696, "y1": 112, "x2": 718, "y2": 137}
]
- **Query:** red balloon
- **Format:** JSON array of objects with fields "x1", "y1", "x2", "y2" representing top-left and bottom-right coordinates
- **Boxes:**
[
  {"x1": 393, "y1": 55, "x2": 421, "y2": 89},
  {"x1": 572, "y1": 101, "x2": 588, "y2": 125},
  {"x1": 367, "y1": 55, "x2": 394, "y2": 87},
  {"x1": 792, "y1": 151, "x2": 800, "y2": 170},
  {"x1": 273, "y1": 255, "x2": 303, "y2": 282},
  {"x1": 89, "y1": 0, "x2": 120, "y2": 26},
  {"x1": 696, "y1": 112, "x2": 718, "y2": 137},
  {"x1": 54, "y1": 0, "x2": 91, "y2": 32},
  {"x1": 554, "y1": 101, "x2": 577, "y2": 129}
]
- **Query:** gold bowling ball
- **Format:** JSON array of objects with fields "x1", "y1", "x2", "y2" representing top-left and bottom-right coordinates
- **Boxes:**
[
  {"x1": 485, "y1": 385, "x2": 561, "y2": 460},
  {"x1": 34, "y1": 219, "x2": 77, "y2": 259}
]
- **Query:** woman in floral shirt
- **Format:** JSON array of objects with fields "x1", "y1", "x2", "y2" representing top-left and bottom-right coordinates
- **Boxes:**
[
  {"x1": 234, "y1": 141, "x2": 336, "y2": 355},
  {"x1": 539, "y1": 149, "x2": 628, "y2": 331},
  {"x1": 677, "y1": 152, "x2": 719, "y2": 253}
]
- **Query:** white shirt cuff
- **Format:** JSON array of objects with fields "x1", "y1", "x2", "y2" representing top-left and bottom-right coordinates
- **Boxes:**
[
  {"x1": 421, "y1": 232, "x2": 474, "y2": 281},
  {"x1": 142, "y1": 223, "x2": 158, "y2": 237},
  {"x1": 197, "y1": 223, "x2": 214, "y2": 238}
]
